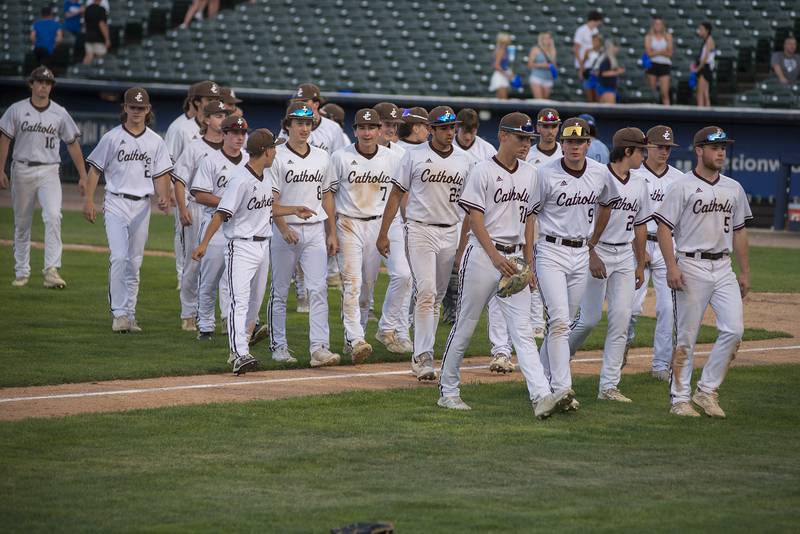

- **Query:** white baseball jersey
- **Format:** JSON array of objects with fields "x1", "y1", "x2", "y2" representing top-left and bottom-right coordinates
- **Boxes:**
[
  {"x1": 190, "y1": 148, "x2": 249, "y2": 216},
  {"x1": 172, "y1": 137, "x2": 223, "y2": 191},
  {"x1": 526, "y1": 142, "x2": 562, "y2": 168},
  {"x1": 87, "y1": 125, "x2": 172, "y2": 197},
  {"x1": 279, "y1": 116, "x2": 346, "y2": 155},
  {"x1": 330, "y1": 143, "x2": 395, "y2": 218},
  {"x1": 631, "y1": 162, "x2": 684, "y2": 234},
  {"x1": 459, "y1": 157, "x2": 537, "y2": 245},
  {"x1": 528, "y1": 157, "x2": 620, "y2": 239},
  {"x1": 0, "y1": 98, "x2": 81, "y2": 164},
  {"x1": 216, "y1": 164, "x2": 275, "y2": 240},
  {"x1": 393, "y1": 142, "x2": 473, "y2": 226},
  {"x1": 599, "y1": 166, "x2": 652, "y2": 245},
  {"x1": 654, "y1": 171, "x2": 752, "y2": 253},
  {"x1": 164, "y1": 113, "x2": 201, "y2": 162},
  {"x1": 395, "y1": 139, "x2": 427, "y2": 150},
  {"x1": 454, "y1": 135, "x2": 496, "y2": 163},
  {"x1": 270, "y1": 142, "x2": 333, "y2": 224}
]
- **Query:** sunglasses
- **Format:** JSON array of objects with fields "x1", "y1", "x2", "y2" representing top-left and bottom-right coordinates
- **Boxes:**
[
  {"x1": 538, "y1": 114, "x2": 560, "y2": 123},
  {"x1": 705, "y1": 130, "x2": 728, "y2": 142},
  {"x1": 288, "y1": 106, "x2": 314, "y2": 118},
  {"x1": 431, "y1": 111, "x2": 456, "y2": 124},
  {"x1": 562, "y1": 125, "x2": 585, "y2": 137},
  {"x1": 500, "y1": 122, "x2": 536, "y2": 135},
  {"x1": 401, "y1": 109, "x2": 428, "y2": 121}
]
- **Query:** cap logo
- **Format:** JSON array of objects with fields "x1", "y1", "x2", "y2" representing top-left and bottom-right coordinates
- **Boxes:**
[
  {"x1": 363, "y1": 111, "x2": 372, "y2": 121},
  {"x1": 229, "y1": 89, "x2": 236, "y2": 98},
  {"x1": 390, "y1": 109, "x2": 397, "y2": 118},
  {"x1": 237, "y1": 118, "x2": 244, "y2": 126},
  {"x1": 210, "y1": 83, "x2": 219, "y2": 94},
  {"x1": 42, "y1": 69, "x2": 50, "y2": 77},
  {"x1": 134, "y1": 92, "x2": 143, "y2": 102},
  {"x1": 663, "y1": 130, "x2": 671, "y2": 140},
  {"x1": 218, "y1": 101, "x2": 226, "y2": 110},
  {"x1": 296, "y1": 88, "x2": 303, "y2": 97},
  {"x1": 547, "y1": 112, "x2": 554, "y2": 119}
]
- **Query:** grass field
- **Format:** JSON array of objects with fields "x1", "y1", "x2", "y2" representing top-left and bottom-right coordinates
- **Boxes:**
[{"x1": 1, "y1": 365, "x2": 799, "y2": 532}]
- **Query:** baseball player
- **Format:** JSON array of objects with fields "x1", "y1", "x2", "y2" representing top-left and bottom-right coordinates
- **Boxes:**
[
  {"x1": 171, "y1": 100, "x2": 229, "y2": 332},
  {"x1": 268, "y1": 102, "x2": 341, "y2": 367},
  {"x1": 627, "y1": 125, "x2": 683, "y2": 381},
  {"x1": 377, "y1": 106, "x2": 473, "y2": 380},
  {"x1": 83, "y1": 87, "x2": 173, "y2": 332},
  {"x1": 192, "y1": 129, "x2": 316, "y2": 374},
  {"x1": 567, "y1": 128, "x2": 653, "y2": 403},
  {"x1": 330, "y1": 108, "x2": 397, "y2": 361},
  {"x1": 530, "y1": 117, "x2": 620, "y2": 408},
  {"x1": 653, "y1": 126, "x2": 752, "y2": 418},
  {"x1": 453, "y1": 108, "x2": 497, "y2": 161},
  {"x1": 320, "y1": 102, "x2": 352, "y2": 148},
  {"x1": 373, "y1": 102, "x2": 413, "y2": 354},
  {"x1": 220, "y1": 86, "x2": 243, "y2": 116},
  {"x1": 526, "y1": 108, "x2": 562, "y2": 167},
  {"x1": 190, "y1": 115, "x2": 251, "y2": 340},
  {"x1": 438, "y1": 112, "x2": 570, "y2": 418},
  {"x1": 395, "y1": 107, "x2": 430, "y2": 149},
  {"x1": 0, "y1": 66, "x2": 87, "y2": 289}
]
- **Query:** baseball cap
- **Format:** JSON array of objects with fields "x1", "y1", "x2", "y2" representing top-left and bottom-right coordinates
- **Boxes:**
[
  {"x1": 28, "y1": 66, "x2": 55, "y2": 84},
  {"x1": 537, "y1": 108, "x2": 561, "y2": 124},
  {"x1": 374, "y1": 102, "x2": 404, "y2": 124},
  {"x1": 320, "y1": 103, "x2": 345, "y2": 125},
  {"x1": 292, "y1": 83, "x2": 322, "y2": 102},
  {"x1": 221, "y1": 115, "x2": 248, "y2": 132},
  {"x1": 193, "y1": 80, "x2": 222, "y2": 98},
  {"x1": 401, "y1": 107, "x2": 429, "y2": 124},
  {"x1": 499, "y1": 112, "x2": 536, "y2": 137},
  {"x1": 353, "y1": 108, "x2": 381, "y2": 127},
  {"x1": 220, "y1": 86, "x2": 242, "y2": 104},
  {"x1": 124, "y1": 87, "x2": 150, "y2": 106},
  {"x1": 693, "y1": 126, "x2": 735, "y2": 147},
  {"x1": 560, "y1": 117, "x2": 592, "y2": 140},
  {"x1": 456, "y1": 108, "x2": 479, "y2": 130},
  {"x1": 203, "y1": 100, "x2": 230, "y2": 116},
  {"x1": 612, "y1": 127, "x2": 656, "y2": 149},
  {"x1": 284, "y1": 101, "x2": 316, "y2": 121},
  {"x1": 428, "y1": 106, "x2": 460, "y2": 126},
  {"x1": 246, "y1": 128, "x2": 284, "y2": 154},
  {"x1": 577, "y1": 113, "x2": 596, "y2": 127},
  {"x1": 647, "y1": 125, "x2": 679, "y2": 147}
]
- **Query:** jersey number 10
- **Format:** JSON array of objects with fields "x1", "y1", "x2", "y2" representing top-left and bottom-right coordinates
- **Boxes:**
[{"x1": 45, "y1": 137, "x2": 56, "y2": 149}]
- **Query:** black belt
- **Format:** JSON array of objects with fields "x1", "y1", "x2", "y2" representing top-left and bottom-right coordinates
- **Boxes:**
[
  {"x1": 18, "y1": 161, "x2": 55, "y2": 167},
  {"x1": 684, "y1": 252, "x2": 728, "y2": 260},
  {"x1": 647, "y1": 234, "x2": 659, "y2": 242},
  {"x1": 110, "y1": 192, "x2": 149, "y2": 201},
  {"x1": 545, "y1": 235, "x2": 585, "y2": 248},
  {"x1": 239, "y1": 236, "x2": 268, "y2": 242},
  {"x1": 600, "y1": 241, "x2": 628, "y2": 246},
  {"x1": 408, "y1": 219, "x2": 455, "y2": 228},
  {"x1": 343, "y1": 214, "x2": 382, "y2": 221},
  {"x1": 495, "y1": 243, "x2": 522, "y2": 253}
]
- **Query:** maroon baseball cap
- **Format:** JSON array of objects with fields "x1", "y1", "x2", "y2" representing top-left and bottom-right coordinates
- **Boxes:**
[
  {"x1": 222, "y1": 115, "x2": 248, "y2": 132},
  {"x1": 124, "y1": 87, "x2": 150, "y2": 106},
  {"x1": 647, "y1": 125, "x2": 679, "y2": 147},
  {"x1": 374, "y1": 102, "x2": 404, "y2": 124},
  {"x1": 246, "y1": 128, "x2": 284, "y2": 154},
  {"x1": 203, "y1": 100, "x2": 230, "y2": 116},
  {"x1": 693, "y1": 126, "x2": 735, "y2": 148},
  {"x1": 292, "y1": 83, "x2": 321, "y2": 102},
  {"x1": 499, "y1": 112, "x2": 536, "y2": 137},
  {"x1": 353, "y1": 108, "x2": 381, "y2": 126},
  {"x1": 612, "y1": 127, "x2": 656, "y2": 149}
]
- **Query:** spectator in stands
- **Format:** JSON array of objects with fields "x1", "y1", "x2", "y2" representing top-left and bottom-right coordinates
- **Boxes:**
[
  {"x1": 63, "y1": 1, "x2": 84, "y2": 57},
  {"x1": 692, "y1": 21, "x2": 715, "y2": 108},
  {"x1": 574, "y1": 10, "x2": 603, "y2": 97},
  {"x1": 31, "y1": 7, "x2": 63, "y2": 67},
  {"x1": 581, "y1": 34, "x2": 604, "y2": 102},
  {"x1": 489, "y1": 32, "x2": 514, "y2": 99},
  {"x1": 644, "y1": 15, "x2": 673, "y2": 105},
  {"x1": 82, "y1": 0, "x2": 110, "y2": 65},
  {"x1": 596, "y1": 39, "x2": 625, "y2": 103},
  {"x1": 579, "y1": 113, "x2": 610, "y2": 164},
  {"x1": 772, "y1": 35, "x2": 798, "y2": 85},
  {"x1": 527, "y1": 32, "x2": 558, "y2": 99},
  {"x1": 180, "y1": 0, "x2": 220, "y2": 29}
]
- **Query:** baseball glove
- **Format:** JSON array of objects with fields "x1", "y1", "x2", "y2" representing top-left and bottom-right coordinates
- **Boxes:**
[{"x1": 497, "y1": 257, "x2": 531, "y2": 298}]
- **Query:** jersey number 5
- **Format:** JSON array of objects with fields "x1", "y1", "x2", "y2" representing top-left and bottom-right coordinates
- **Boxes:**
[
  {"x1": 723, "y1": 215, "x2": 731, "y2": 233},
  {"x1": 45, "y1": 137, "x2": 56, "y2": 149}
]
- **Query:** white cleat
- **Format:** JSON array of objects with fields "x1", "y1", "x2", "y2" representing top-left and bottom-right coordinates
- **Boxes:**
[
  {"x1": 296, "y1": 294, "x2": 309, "y2": 313},
  {"x1": 128, "y1": 317, "x2": 142, "y2": 333},
  {"x1": 396, "y1": 336, "x2": 414, "y2": 353},
  {"x1": 11, "y1": 276, "x2": 29, "y2": 287},
  {"x1": 350, "y1": 340, "x2": 373, "y2": 364},
  {"x1": 112, "y1": 316, "x2": 131, "y2": 333},
  {"x1": 375, "y1": 330, "x2": 407, "y2": 353},
  {"x1": 181, "y1": 317, "x2": 197, "y2": 332},
  {"x1": 311, "y1": 347, "x2": 341, "y2": 368},
  {"x1": 692, "y1": 389, "x2": 726, "y2": 418},
  {"x1": 670, "y1": 401, "x2": 701, "y2": 417},
  {"x1": 651, "y1": 369, "x2": 670, "y2": 382},
  {"x1": 533, "y1": 390, "x2": 572, "y2": 419},
  {"x1": 598, "y1": 388, "x2": 633, "y2": 403},
  {"x1": 42, "y1": 267, "x2": 66, "y2": 289},
  {"x1": 437, "y1": 395, "x2": 471, "y2": 411},
  {"x1": 489, "y1": 353, "x2": 515, "y2": 374},
  {"x1": 272, "y1": 346, "x2": 298, "y2": 364},
  {"x1": 411, "y1": 352, "x2": 437, "y2": 381}
]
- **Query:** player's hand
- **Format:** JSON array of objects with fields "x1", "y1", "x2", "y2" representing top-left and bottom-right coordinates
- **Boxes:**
[
  {"x1": 666, "y1": 265, "x2": 684, "y2": 291},
  {"x1": 376, "y1": 233, "x2": 390, "y2": 258},
  {"x1": 83, "y1": 201, "x2": 96, "y2": 223},
  {"x1": 0, "y1": 170, "x2": 8, "y2": 189},
  {"x1": 644, "y1": 251, "x2": 652, "y2": 267},
  {"x1": 492, "y1": 252, "x2": 518, "y2": 278},
  {"x1": 282, "y1": 228, "x2": 300, "y2": 245},
  {"x1": 589, "y1": 249, "x2": 607, "y2": 279},
  {"x1": 157, "y1": 196, "x2": 170, "y2": 213},
  {"x1": 327, "y1": 234, "x2": 338, "y2": 257},
  {"x1": 529, "y1": 269, "x2": 538, "y2": 290},
  {"x1": 179, "y1": 208, "x2": 192, "y2": 226},
  {"x1": 77, "y1": 176, "x2": 87, "y2": 196},
  {"x1": 737, "y1": 272, "x2": 750, "y2": 298},
  {"x1": 294, "y1": 206, "x2": 316, "y2": 220},
  {"x1": 192, "y1": 244, "x2": 206, "y2": 261},
  {"x1": 635, "y1": 266, "x2": 645, "y2": 289}
]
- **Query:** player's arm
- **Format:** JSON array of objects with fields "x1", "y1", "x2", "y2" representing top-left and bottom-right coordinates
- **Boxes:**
[
  {"x1": 83, "y1": 165, "x2": 102, "y2": 223},
  {"x1": 192, "y1": 211, "x2": 225, "y2": 260},
  {"x1": 633, "y1": 223, "x2": 647, "y2": 289},
  {"x1": 586, "y1": 204, "x2": 613, "y2": 279},
  {"x1": 153, "y1": 172, "x2": 172, "y2": 213},
  {"x1": 272, "y1": 199, "x2": 316, "y2": 219},
  {"x1": 0, "y1": 134, "x2": 10, "y2": 189},
  {"x1": 453, "y1": 213, "x2": 471, "y2": 271},
  {"x1": 322, "y1": 190, "x2": 337, "y2": 256},
  {"x1": 66, "y1": 141, "x2": 88, "y2": 194},
  {"x1": 376, "y1": 185, "x2": 404, "y2": 257},
  {"x1": 524, "y1": 214, "x2": 537, "y2": 289},
  {"x1": 271, "y1": 191, "x2": 300, "y2": 245},
  {"x1": 192, "y1": 191, "x2": 221, "y2": 208},
  {"x1": 732, "y1": 228, "x2": 750, "y2": 297},
  {"x1": 656, "y1": 221, "x2": 683, "y2": 290},
  {"x1": 173, "y1": 179, "x2": 192, "y2": 225}
]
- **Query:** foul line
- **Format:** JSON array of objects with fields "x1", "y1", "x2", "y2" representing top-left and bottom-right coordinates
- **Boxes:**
[{"x1": 1, "y1": 344, "x2": 798, "y2": 405}]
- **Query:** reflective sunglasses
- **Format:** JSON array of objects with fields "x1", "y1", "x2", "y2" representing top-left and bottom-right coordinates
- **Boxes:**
[
  {"x1": 288, "y1": 106, "x2": 314, "y2": 118},
  {"x1": 500, "y1": 121, "x2": 536, "y2": 135},
  {"x1": 431, "y1": 111, "x2": 456, "y2": 124},
  {"x1": 562, "y1": 125, "x2": 585, "y2": 137},
  {"x1": 705, "y1": 129, "x2": 728, "y2": 142}
]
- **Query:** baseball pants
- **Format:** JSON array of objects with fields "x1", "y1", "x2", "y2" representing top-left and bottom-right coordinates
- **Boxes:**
[
  {"x1": 226, "y1": 239, "x2": 270, "y2": 358},
  {"x1": 535, "y1": 240, "x2": 590, "y2": 393},
  {"x1": 10, "y1": 161, "x2": 62, "y2": 278},
  {"x1": 197, "y1": 219, "x2": 230, "y2": 333},
  {"x1": 487, "y1": 288, "x2": 545, "y2": 356},
  {"x1": 405, "y1": 220, "x2": 458, "y2": 358},
  {"x1": 439, "y1": 240, "x2": 552, "y2": 401},
  {"x1": 269, "y1": 221, "x2": 331, "y2": 355},
  {"x1": 569, "y1": 243, "x2": 636, "y2": 392},
  {"x1": 173, "y1": 206, "x2": 184, "y2": 284},
  {"x1": 179, "y1": 200, "x2": 205, "y2": 319},
  {"x1": 103, "y1": 193, "x2": 151, "y2": 319},
  {"x1": 629, "y1": 239, "x2": 673, "y2": 372},
  {"x1": 336, "y1": 216, "x2": 382, "y2": 346},
  {"x1": 670, "y1": 255, "x2": 743, "y2": 404},
  {"x1": 378, "y1": 216, "x2": 412, "y2": 339}
]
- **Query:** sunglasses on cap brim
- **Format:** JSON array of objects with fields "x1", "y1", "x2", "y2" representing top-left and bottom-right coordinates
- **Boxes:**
[
  {"x1": 500, "y1": 124, "x2": 536, "y2": 136},
  {"x1": 701, "y1": 130, "x2": 732, "y2": 143},
  {"x1": 287, "y1": 108, "x2": 315, "y2": 119},
  {"x1": 562, "y1": 125, "x2": 588, "y2": 137}
]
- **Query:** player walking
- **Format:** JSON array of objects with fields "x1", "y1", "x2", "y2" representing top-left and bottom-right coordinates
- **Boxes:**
[
  {"x1": 438, "y1": 112, "x2": 570, "y2": 417},
  {"x1": 627, "y1": 125, "x2": 683, "y2": 381},
  {"x1": 653, "y1": 126, "x2": 751, "y2": 418},
  {"x1": 83, "y1": 87, "x2": 172, "y2": 332},
  {"x1": 0, "y1": 66, "x2": 88, "y2": 288},
  {"x1": 453, "y1": 108, "x2": 496, "y2": 161},
  {"x1": 377, "y1": 106, "x2": 473, "y2": 380},
  {"x1": 568, "y1": 128, "x2": 653, "y2": 403},
  {"x1": 268, "y1": 102, "x2": 341, "y2": 367},
  {"x1": 193, "y1": 129, "x2": 315, "y2": 374}
]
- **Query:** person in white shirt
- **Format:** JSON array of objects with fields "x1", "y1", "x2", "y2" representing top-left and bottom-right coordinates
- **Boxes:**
[
  {"x1": 83, "y1": 87, "x2": 172, "y2": 333},
  {"x1": 394, "y1": 107, "x2": 430, "y2": 150},
  {"x1": 452, "y1": 108, "x2": 496, "y2": 162},
  {"x1": 573, "y1": 10, "x2": 603, "y2": 100}
]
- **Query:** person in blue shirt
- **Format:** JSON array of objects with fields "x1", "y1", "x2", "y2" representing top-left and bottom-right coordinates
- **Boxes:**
[
  {"x1": 31, "y1": 6, "x2": 63, "y2": 66},
  {"x1": 579, "y1": 113, "x2": 610, "y2": 164},
  {"x1": 63, "y1": 0, "x2": 85, "y2": 61}
]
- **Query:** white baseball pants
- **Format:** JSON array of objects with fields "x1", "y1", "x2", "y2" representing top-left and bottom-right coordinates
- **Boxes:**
[
  {"x1": 269, "y1": 222, "x2": 331, "y2": 355},
  {"x1": 173, "y1": 206, "x2": 184, "y2": 284},
  {"x1": 487, "y1": 288, "x2": 546, "y2": 356},
  {"x1": 378, "y1": 216, "x2": 412, "y2": 339},
  {"x1": 196, "y1": 219, "x2": 230, "y2": 333},
  {"x1": 10, "y1": 161, "x2": 62, "y2": 278},
  {"x1": 336, "y1": 216, "x2": 382, "y2": 346},
  {"x1": 103, "y1": 193, "x2": 151, "y2": 319},
  {"x1": 179, "y1": 200, "x2": 205, "y2": 319},
  {"x1": 569, "y1": 243, "x2": 636, "y2": 392},
  {"x1": 405, "y1": 220, "x2": 457, "y2": 358},
  {"x1": 629, "y1": 239, "x2": 673, "y2": 372},
  {"x1": 439, "y1": 240, "x2": 552, "y2": 401},
  {"x1": 670, "y1": 255, "x2": 743, "y2": 404},
  {"x1": 226, "y1": 239, "x2": 270, "y2": 357},
  {"x1": 535, "y1": 240, "x2": 590, "y2": 393}
]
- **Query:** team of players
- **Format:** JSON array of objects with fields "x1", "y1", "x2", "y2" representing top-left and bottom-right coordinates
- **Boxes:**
[{"x1": 2, "y1": 70, "x2": 752, "y2": 420}]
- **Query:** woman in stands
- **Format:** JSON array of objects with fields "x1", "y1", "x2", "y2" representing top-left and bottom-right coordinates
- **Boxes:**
[
  {"x1": 489, "y1": 32, "x2": 514, "y2": 99},
  {"x1": 644, "y1": 16, "x2": 673, "y2": 105},
  {"x1": 596, "y1": 39, "x2": 625, "y2": 104},
  {"x1": 693, "y1": 21, "x2": 715, "y2": 107},
  {"x1": 527, "y1": 32, "x2": 558, "y2": 99},
  {"x1": 582, "y1": 33, "x2": 604, "y2": 102}
]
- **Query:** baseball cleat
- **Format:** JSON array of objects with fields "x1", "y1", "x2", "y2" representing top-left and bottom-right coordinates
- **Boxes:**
[
  {"x1": 112, "y1": 316, "x2": 131, "y2": 333},
  {"x1": 411, "y1": 352, "x2": 437, "y2": 381},
  {"x1": 249, "y1": 324, "x2": 270, "y2": 347},
  {"x1": 396, "y1": 336, "x2": 414, "y2": 353},
  {"x1": 197, "y1": 331, "x2": 214, "y2": 341},
  {"x1": 326, "y1": 273, "x2": 343, "y2": 290},
  {"x1": 651, "y1": 369, "x2": 670, "y2": 382},
  {"x1": 128, "y1": 317, "x2": 142, "y2": 333},
  {"x1": 533, "y1": 390, "x2": 571, "y2": 419},
  {"x1": 272, "y1": 346, "x2": 298, "y2": 364},
  {"x1": 489, "y1": 353, "x2": 515, "y2": 374},
  {"x1": 296, "y1": 294, "x2": 309, "y2": 313},
  {"x1": 375, "y1": 330, "x2": 407, "y2": 354},
  {"x1": 533, "y1": 327, "x2": 545, "y2": 340},
  {"x1": 670, "y1": 401, "x2": 701, "y2": 417},
  {"x1": 220, "y1": 317, "x2": 228, "y2": 336},
  {"x1": 42, "y1": 267, "x2": 66, "y2": 289},
  {"x1": 227, "y1": 352, "x2": 237, "y2": 365},
  {"x1": 11, "y1": 276, "x2": 29, "y2": 287},
  {"x1": 692, "y1": 389, "x2": 726, "y2": 418},
  {"x1": 311, "y1": 347, "x2": 341, "y2": 368},
  {"x1": 557, "y1": 389, "x2": 580, "y2": 412},
  {"x1": 232, "y1": 354, "x2": 259, "y2": 375},
  {"x1": 437, "y1": 395, "x2": 471, "y2": 411},
  {"x1": 181, "y1": 317, "x2": 197, "y2": 332},
  {"x1": 350, "y1": 340, "x2": 373, "y2": 364},
  {"x1": 598, "y1": 388, "x2": 633, "y2": 403}
]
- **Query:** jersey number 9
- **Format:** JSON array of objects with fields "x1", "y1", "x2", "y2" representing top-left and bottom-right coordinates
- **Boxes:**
[{"x1": 588, "y1": 207, "x2": 594, "y2": 223}]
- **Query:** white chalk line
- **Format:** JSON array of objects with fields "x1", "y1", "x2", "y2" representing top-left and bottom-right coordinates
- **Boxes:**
[{"x1": 1, "y1": 344, "x2": 798, "y2": 405}]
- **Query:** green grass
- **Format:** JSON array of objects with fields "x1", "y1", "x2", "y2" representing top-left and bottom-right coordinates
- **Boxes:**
[
  {"x1": 1, "y1": 365, "x2": 799, "y2": 532},
  {"x1": 734, "y1": 245, "x2": 800, "y2": 293}
]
